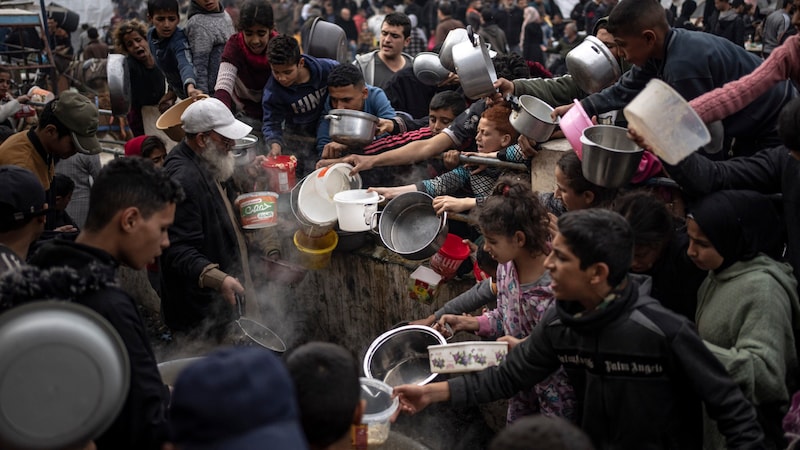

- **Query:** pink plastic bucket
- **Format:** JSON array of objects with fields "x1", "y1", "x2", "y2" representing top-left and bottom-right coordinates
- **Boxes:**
[
  {"x1": 560, "y1": 99, "x2": 592, "y2": 156},
  {"x1": 430, "y1": 234, "x2": 470, "y2": 281},
  {"x1": 262, "y1": 155, "x2": 297, "y2": 193}
]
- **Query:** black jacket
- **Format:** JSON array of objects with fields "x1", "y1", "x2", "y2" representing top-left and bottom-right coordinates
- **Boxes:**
[
  {"x1": 160, "y1": 142, "x2": 241, "y2": 333},
  {"x1": 581, "y1": 28, "x2": 795, "y2": 148},
  {"x1": 666, "y1": 146, "x2": 800, "y2": 297},
  {"x1": 1, "y1": 240, "x2": 170, "y2": 450},
  {"x1": 448, "y1": 278, "x2": 764, "y2": 449}
]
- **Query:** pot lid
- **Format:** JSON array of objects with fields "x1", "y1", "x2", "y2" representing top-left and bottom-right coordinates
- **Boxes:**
[{"x1": 0, "y1": 301, "x2": 130, "y2": 450}]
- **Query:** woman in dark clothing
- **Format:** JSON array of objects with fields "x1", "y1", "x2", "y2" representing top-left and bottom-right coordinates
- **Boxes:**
[{"x1": 521, "y1": 6, "x2": 545, "y2": 65}]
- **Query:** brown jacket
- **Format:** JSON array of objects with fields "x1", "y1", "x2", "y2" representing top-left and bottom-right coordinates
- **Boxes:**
[{"x1": 435, "y1": 17, "x2": 464, "y2": 47}]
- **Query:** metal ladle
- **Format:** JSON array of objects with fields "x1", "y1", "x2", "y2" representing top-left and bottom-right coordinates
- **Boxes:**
[{"x1": 234, "y1": 294, "x2": 287, "y2": 353}]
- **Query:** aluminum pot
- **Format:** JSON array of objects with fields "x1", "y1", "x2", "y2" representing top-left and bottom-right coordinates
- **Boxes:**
[
  {"x1": 158, "y1": 357, "x2": 204, "y2": 385},
  {"x1": 107, "y1": 53, "x2": 131, "y2": 116},
  {"x1": 301, "y1": 17, "x2": 349, "y2": 63},
  {"x1": 509, "y1": 95, "x2": 558, "y2": 142},
  {"x1": 0, "y1": 301, "x2": 130, "y2": 450},
  {"x1": 452, "y1": 34, "x2": 497, "y2": 99},
  {"x1": 372, "y1": 191, "x2": 448, "y2": 260},
  {"x1": 325, "y1": 109, "x2": 379, "y2": 146},
  {"x1": 565, "y1": 35, "x2": 621, "y2": 94},
  {"x1": 413, "y1": 52, "x2": 451, "y2": 86},
  {"x1": 439, "y1": 27, "x2": 470, "y2": 72},
  {"x1": 363, "y1": 325, "x2": 448, "y2": 387},
  {"x1": 580, "y1": 125, "x2": 643, "y2": 188},
  {"x1": 231, "y1": 134, "x2": 258, "y2": 166}
]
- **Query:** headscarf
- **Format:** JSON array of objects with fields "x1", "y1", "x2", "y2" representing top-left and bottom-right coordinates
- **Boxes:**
[
  {"x1": 688, "y1": 190, "x2": 785, "y2": 272},
  {"x1": 520, "y1": 6, "x2": 541, "y2": 48},
  {"x1": 124, "y1": 135, "x2": 147, "y2": 157}
]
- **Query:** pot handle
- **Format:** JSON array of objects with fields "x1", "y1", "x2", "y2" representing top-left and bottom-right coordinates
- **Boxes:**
[
  {"x1": 466, "y1": 25, "x2": 476, "y2": 47},
  {"x1": 324, "y1": 114, "x2": 340, "y2": 121},
  {"x1": 369, "y1": 210, "x2": 381, "y2": 235},
  {"x1": 506, "y1": 93, "x2": 521, "y2": 111},
  {"x1": 235, "y1": 293, "x2": 245, "y2": 318}
]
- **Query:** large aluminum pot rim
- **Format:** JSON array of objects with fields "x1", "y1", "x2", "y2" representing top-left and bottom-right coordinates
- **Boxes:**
[
  {"x1": 414, "y1": 52, "x2": 451, "y2": 85},
  {"x1": 517, "y1": 95, "x2": 559, "y2": 125},
  {"x1": 363, "y1": 324, "x2": 447, "y2": 385},
  {"x1": 581, "y1": 125, "x2": 643, "y2": 153},
  {"x1": 376, "y1": 191, "x2": 448, "y2": 258},
  {"x1": 325, "y1": 109, "x2": 380, "y2": 122},
  {"x1": 0, "y1": 301, "x2": 130, "y2": 450}
]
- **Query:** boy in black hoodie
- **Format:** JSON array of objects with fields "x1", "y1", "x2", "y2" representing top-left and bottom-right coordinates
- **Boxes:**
[
  {"x1": 1, "y1": 157, "x2": 185, "y2": 450},
  {"x1": 393, "y1": 209, "x2": 765, "y2": 449}
]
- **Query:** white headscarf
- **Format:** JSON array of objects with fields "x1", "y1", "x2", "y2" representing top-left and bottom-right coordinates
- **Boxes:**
[{"x1": 520, "y1": 6, "x2": 541, "y2": 48}]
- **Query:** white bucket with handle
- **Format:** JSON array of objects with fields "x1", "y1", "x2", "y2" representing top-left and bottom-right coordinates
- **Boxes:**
[{"x1": 333, "y1": 189, "x2": 384, "y2": 232}]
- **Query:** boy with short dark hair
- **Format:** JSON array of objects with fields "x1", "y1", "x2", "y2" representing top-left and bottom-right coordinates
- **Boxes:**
[
  {"x1": 570, "y1": 0, "x2": 794, "y2": 157},
  {"x1": 317, "y1": 63, "x2": 396, "y2": 160},
  {"x1": 394, "y1": 209, "x2": 765, "y2": 449},
  {"x1": 147, "y1": 0, "x2": 202, "y2": 100},
  {"x1": 285, "y1": 342, "x2": 366, "y2": 450},
  {"x1": 262, "y1": 34, "x2": 338, "y2": 175},
  {"x1": 0, "y1": 157, "x2": 184, "y2": 450},
  {"x1": 0, "y1": 165, "x2": 47, "y2": 272}
]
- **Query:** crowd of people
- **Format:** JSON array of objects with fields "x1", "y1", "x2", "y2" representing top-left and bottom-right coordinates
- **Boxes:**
[{"x1": 1, "y1": 0, "x2": 800, "y2": 447}]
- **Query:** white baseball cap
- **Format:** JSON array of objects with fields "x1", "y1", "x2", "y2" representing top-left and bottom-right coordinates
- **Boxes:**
[{"x1": 181, "y1": 98, "x2": 252, "y2": 140}]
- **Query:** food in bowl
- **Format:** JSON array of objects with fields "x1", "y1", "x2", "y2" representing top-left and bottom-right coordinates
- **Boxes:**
[
  {"x1": 359, "y1": 377, "x2": 399, "y2": 445},
  {"x1": 427, "y1": 341, "x2": 508, "y2": 373}
]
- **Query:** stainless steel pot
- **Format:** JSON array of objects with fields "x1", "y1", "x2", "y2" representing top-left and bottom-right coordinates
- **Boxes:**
[
  {"x1": 107, "y1": 53, "x2": 131, "y2": 116},
  {"x1": 325, "y1": 109, "x2": 379, "y2": 147},
  {"x1": 452, "y1": 34, "x2": 497, "y2": 99},
  {"x1": 439, "y1": 27, "x2": 470, "y2": 72},
  {"x1": 301, "y1": 17, "x2": 349, "y2": 63},
  {"x1": 363, "y1": 325, "x2": 447, "y2": 387},
  {"x1": 158, "y1": 357, "x2": 205, "y2": 385},
  {"x1": 580, "y1": 125, "x2": 643, "y2": 188},
  {"x1": 413, "y1": 52, "x2": 451, "y2": 86},
  {"x1": 509, "y1": 95, "x2": 558, "y2": 142},
  {"x1": 231, "y1": 134, "x2": 259, "y2": 166},
  {"x1": 0, "y1": 301, "x2": 130, "y2": 450},
  {"x1": 372, "y1": 191, "x2": 448, "y2": 260},
  {"x1": 565, "y1": 36, "x2": 621, "y2": 94}
]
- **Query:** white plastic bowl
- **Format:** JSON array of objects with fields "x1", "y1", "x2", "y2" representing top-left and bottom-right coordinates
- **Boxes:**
[
  {"x1": 623, "y1": 79, "x2": 710, "y2": 165},
  {"x1": 360, "y1": 377, "x2": 399, "y2": 445}
]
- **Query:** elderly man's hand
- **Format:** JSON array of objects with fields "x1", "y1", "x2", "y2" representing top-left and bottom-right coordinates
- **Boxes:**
[
  {"x1": 220, "y1": 276, "x2": 244, "y2": 306},
  {"x1": 321, "y1": 142, "x2": 348, "y2": 159}
]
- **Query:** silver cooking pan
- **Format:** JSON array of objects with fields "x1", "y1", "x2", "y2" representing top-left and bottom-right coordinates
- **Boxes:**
[
  {"x1": 452, "y1": 32, "x2": 497, "y2": 99},
  {"x1": 234, "y1": 294, "x2": 287, "y2": 353}
]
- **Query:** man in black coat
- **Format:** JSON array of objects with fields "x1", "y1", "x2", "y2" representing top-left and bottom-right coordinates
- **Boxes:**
[{"x1": 160, "y1": 98, "x2": 254, "y2": 340}]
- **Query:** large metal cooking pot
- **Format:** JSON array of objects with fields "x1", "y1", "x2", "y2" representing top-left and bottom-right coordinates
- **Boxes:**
[
  {"x1": 452, "y1": 34, "x2": 497, "y2": 99},
  {"x1": 566, "y1": 36, "x2": 621, "y2": 94},
  {"x1": 107, "y1": 54, "x2": 131, "y2": 116},
  {"x1": 0, "y1": 301, "x2": 130, "y2": 450},
  {"x1": 325, "y1": 109, "x2": 379, "y2": 147},
  {"x1": 509, "y1": 95, "x2": 558, "y2": 142},
  {"x1": 301, "y1": 17, "x2": 349, "y2": 63},
  {"x1": 439, "y1": 27, "x2": 469, "y2": 72},
  {"x1": 363, "y1": 325, "x2": 447, "y2": 387},
  {"x1": 580, "y1": 125, "x2": 643, "y2": 188},
  {"x1": 373, "y1": 191, "x2": 448, "y2": 260}
]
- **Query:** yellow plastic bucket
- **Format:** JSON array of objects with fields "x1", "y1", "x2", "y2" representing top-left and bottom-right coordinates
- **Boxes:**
[{"x1": 293, "y1": 230, "x2": 338, "y2": 270}]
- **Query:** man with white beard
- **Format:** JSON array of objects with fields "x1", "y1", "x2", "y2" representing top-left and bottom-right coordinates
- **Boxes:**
[{"x1": 160, "y1": 98, "x2": 255, "y2": 343}]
